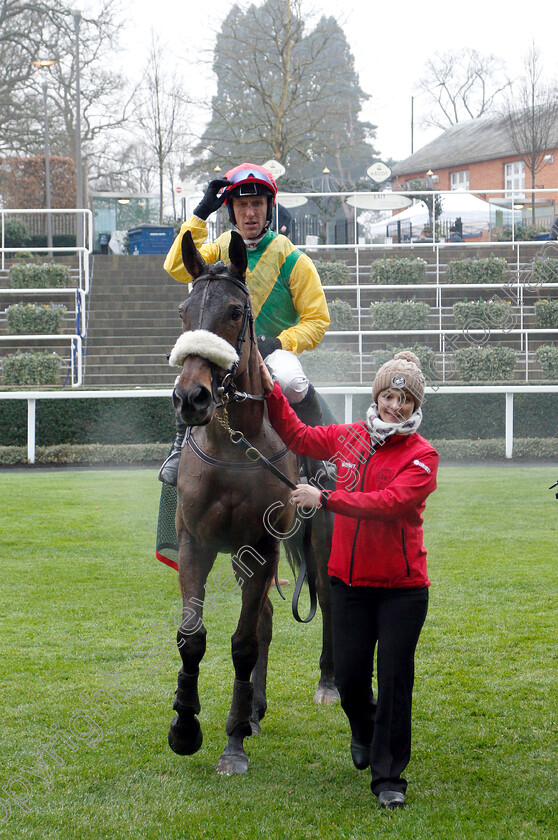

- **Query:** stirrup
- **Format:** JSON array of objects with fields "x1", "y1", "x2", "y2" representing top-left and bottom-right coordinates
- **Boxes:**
[{"x1": 158, "y1": 449, "x2": 181, "y2": 485}]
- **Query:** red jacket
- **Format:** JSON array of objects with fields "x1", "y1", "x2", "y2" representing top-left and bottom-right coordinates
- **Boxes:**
[{"x1": 266, "y1": 383, "x2": 438, "y2": 588}]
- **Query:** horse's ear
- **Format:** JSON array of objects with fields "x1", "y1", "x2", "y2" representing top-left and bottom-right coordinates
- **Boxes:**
[
  {"x1": 181, "y1": 230, "x2": 205, "y2": 279},
  {"x1": 228, "y1": 230, "x2": 248, "y2": 281}
]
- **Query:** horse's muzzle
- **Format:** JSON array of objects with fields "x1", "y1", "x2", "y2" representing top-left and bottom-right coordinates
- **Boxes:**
[{"x1": 173, "y1": 383, "x2": 213, "y2": 425}]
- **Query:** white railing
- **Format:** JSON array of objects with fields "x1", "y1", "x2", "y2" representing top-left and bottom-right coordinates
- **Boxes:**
[
  {"x1": 1, "y1": 385, "x2": 557, "y2": 464},
  {"x1": 0, "y1": 335, "x2": 83, "y2": 387},
  {"x1": 0, "y1": 208, "x2": 93, "y2": 291},
  {"x1": 1, "y1": 209, "x2": 92, "y2": 388}
]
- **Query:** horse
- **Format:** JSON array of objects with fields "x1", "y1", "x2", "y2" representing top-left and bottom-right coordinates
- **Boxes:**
[{"x1": 165, "y1": 228, "x2": 338, "y2": 775}]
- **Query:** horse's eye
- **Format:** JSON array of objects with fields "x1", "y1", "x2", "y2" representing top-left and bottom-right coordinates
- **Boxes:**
[{"x1": 230, "y1": 306, "x2": 244, "y2": 321}]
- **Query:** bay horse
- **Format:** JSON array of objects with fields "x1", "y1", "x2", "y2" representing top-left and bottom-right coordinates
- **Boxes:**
[{"x1": 167, "y1": 229, "x2": 301, "y2": 775}]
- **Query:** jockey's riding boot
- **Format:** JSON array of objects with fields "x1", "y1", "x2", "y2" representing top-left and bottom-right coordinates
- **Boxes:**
[
  {"x1": 158, "y1": 418, "x2": 187, "y2": 485},
  {"x1": 292, "y1": 383, "x2": 323, "y2": 428}
]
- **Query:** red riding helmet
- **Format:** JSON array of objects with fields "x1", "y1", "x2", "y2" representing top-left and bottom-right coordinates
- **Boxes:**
[{"x1": 223, "y1": 163, "x2": 278, "y2": 234}]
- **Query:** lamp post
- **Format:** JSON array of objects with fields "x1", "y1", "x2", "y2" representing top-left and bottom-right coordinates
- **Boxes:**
[
  {"x1": 72, "y1": 9, "x2": 83, "y2": 247},
  {"x1": 32, "y1": 59, "x2": 57, "y2": 255}
]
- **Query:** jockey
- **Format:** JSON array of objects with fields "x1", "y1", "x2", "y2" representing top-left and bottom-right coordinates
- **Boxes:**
[{"x1": 159, "y1": 162, "x2": 330, "y2": 485}]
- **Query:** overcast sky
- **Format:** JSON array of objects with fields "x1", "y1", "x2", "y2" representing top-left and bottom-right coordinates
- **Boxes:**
[{"x1": 115, "y1": 0, "x2": 557, "y2": 165}]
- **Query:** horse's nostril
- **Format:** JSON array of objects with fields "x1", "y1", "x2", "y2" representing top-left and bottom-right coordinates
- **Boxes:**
[{"x1": 188, "y1": 386, "x2": 211, "y2": 412}]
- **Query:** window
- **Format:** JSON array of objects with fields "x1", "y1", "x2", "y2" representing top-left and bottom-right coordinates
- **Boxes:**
[
  {"x1": 505, "y1": 161, "x2": 525, "y2": 198},
  {"x1": 450, "y1": 170, "x2": 469, "y2": 190}
]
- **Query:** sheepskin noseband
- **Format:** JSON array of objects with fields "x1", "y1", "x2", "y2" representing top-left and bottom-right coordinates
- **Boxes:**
[{"x1": 169, "y1": 329, "x2": 240, "y2": 370}]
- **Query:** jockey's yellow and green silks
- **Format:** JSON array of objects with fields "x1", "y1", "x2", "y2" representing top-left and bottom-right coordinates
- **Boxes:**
[{"x1": 163, "y1": 217, "x2": 330, "y2": 354}]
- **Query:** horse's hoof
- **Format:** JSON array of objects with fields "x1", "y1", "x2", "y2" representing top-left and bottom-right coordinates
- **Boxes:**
[
  {"x1": 313, "y1": 685, "x2": 339, "y2": 705},
  {"x1": 167, "y1": 715, "x2": 203, "y2": 755},
  {"x1": 216, "y1": 746, "x2": 249, "y2": 775},
  {"x1": 250, "y1": 719, "x2": 262, "y2": 735}
]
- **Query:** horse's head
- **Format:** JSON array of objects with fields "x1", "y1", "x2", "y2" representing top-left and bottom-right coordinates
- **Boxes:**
[{"x1": 169, "y1": 229, "x2": 251, "y2": 426}]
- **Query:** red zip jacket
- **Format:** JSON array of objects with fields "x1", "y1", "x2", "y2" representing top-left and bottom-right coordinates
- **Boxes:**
[{"x1": 266, "y1": 383, "x2": 438, "y2": 588}]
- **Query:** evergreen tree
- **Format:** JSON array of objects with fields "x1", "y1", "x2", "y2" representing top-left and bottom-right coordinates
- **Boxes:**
[{"x1": 189, "y1": 0, "x2": 377, "y2": 185}]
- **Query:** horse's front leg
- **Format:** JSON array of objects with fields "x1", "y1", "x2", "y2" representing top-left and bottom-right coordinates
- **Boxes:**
[
  {"x1": 168, "y1": 528, "x2": 216, "y2": 757},
  {"x1": 216, "y1": 535, "x2": 278, "y2": 775}
]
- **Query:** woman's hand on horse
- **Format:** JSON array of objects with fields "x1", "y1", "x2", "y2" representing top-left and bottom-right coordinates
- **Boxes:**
[
  {"x1": 258, "y1": 351, "x2": 275, "y2": 395},
  {"x1": 291, "y1": 483, "x2": 322, "y2": 510}
]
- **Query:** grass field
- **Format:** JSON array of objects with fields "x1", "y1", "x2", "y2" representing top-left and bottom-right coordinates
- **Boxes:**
[{"x1": 0, "y1": 466, "x2": 556, "y2": 840}]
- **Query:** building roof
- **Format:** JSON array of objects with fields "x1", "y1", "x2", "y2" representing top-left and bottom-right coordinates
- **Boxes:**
[{"x1": 392, "y1": 113, "x2": 558, "y2": 177}]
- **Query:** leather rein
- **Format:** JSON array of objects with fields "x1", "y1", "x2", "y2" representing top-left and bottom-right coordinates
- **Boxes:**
[{"x1": 184, "y1": 269, "x2": 316, "y2": 622}]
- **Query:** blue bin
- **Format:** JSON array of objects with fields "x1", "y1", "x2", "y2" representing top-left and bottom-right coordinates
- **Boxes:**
[{"x1": 127, "y1": 224, "x2": 175, "y2": 255}]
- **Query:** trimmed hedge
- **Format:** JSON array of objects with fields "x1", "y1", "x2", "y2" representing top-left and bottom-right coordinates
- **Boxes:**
[
  {"x1": 300, "y1": 348, "x2": 357, "y2": 384},
  {"x1": 1, "y1": 218, "x2": 30, "y2": 247},
  {"x1": 370, "y1": 299, "x2": 430, "y2": 330},
  {"x1": 531, "y1": 256, "x2": 558, "y2": 285},
  {"x1": 453, "y1": 299, "x2": 513, "y2": 330},
  {"x1": 344, "y1": 392, "x2": 558, "y2": 440},
  {"x1": 536, "y1": 344, "x2": 558, "y2": 379},
  {"x1": 328, "y1": 299, "x2": 355, "y2": 330},
  {"x1": 0, "y1": 443, "x2": 168, "y2": 466},
  {"x1": 446, "y1": 256, "x2": 508, "y2": 284},
  {"x1": 0, "y1": 396, "x2": 176, "y2": 446},
  {"x1": 314, "y1": 260, "x2": 351, "y2": 285},
  {"x1": 8, "y1": 262, "x2": 71, "y2": 288},
  {"x1": 371, "y1": 257, "x2": 427, "y2": 285},
  {"x1": 2, "y1": 437, "x2": 556, "y2": 466},
  {"x1": 2, "y1": 351, "x2": 62, "y2": 385},
  {"x1": 455, "y1": 345, "x2": 517, "y2": 381},
  {"x1": 1, "y1": 393, "x2": 556, "y2": 453},
  {"x1": 371, "y1": 345, "x2": 439, "y2": 382},
  {"x1": 534, "y1": 300, "x2": 558, "y2": 328},
  {"x1": 6, "y1": 303, "x2": 67, "y2": 334}
]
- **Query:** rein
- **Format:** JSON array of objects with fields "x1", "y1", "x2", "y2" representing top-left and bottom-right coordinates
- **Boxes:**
[{"x1": 184, "y1": 268, "x2": 316, "y2": 623}]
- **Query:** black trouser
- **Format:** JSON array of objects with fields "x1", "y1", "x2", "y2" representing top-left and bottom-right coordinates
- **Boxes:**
[{"x1": 330, "y1": 577, "x2": 428, "y2": 795}]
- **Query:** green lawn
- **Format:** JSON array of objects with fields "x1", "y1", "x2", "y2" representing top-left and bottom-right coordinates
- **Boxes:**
[{"x1": 0, "y1": 466, "x2": 556, "y2": 840}]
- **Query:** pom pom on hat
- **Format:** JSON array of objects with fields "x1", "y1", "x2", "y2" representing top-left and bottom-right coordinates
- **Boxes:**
[{"x1": 372, "y1": 350, "x2": 426, "y2": 407}]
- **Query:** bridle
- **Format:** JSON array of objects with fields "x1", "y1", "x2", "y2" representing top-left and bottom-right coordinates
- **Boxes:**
[{"x1": 190, "y1": 267, "x2": 264, "y2": 407}]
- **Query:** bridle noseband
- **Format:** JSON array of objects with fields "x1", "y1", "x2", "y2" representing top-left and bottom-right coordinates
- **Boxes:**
[{"x1": 191, "y1": 267, "x2": 262, "y2": 406}]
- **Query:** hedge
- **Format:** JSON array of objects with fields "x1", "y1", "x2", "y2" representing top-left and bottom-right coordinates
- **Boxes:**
[
  {"x1": 446, "y1": 256, "x2": 508, "y2": 284},
  {"x1": 314, "y1": 260, "x2": 351, "y2": 285},
  {"x1": 455, "y1": 345, "x2": 517, "y2": 381},
  {"x1": 534, "y1": 300, "x2": 558, "y2": 328},
  {"x1": 2, "y1": 437, "x2": 556, "y2": 466},
  {"x1": 453, "y1": 299, "x2": 513, "y2": 331},
  {"x1": 1, "y1": 218, "x2": 30, "y2": 247},
  {"x1": 328, "y1": 299, "x2": 355, "y2": 330},
  {"x1": 531, "y1": 256, "x2": 558, "y2": 285},
  {"x1": 0, "y1": 396, "x2": 176, "y2": 446},
  {"x1": 341, "y1": 393, "x2": 558, "y2": 440},
  {"x1": 371, "y1": 257, "x2": 427, "y2": 285},
  {"x1": 370, "y1": 299, "x2": 430, "y2": 330},
  {"x1": 2, "y1": 351, "x2": 62, "y2": 385},
  {"x1": 1, "y1": 393, "x2": 556, "y2": 451},
  {"x1": 300, "y1": 348, "x2": 357, "y2": 383},
  {"x1": 536, "y1": 344, "x2": 558, "y2": 379},
  {"x1": 6, "y1": 303, "x2": 67, "y2": 334},
  {"x1": 8, "y1": 262, "x2": 71, "y2": 288},
  {"x1": 371, "y1": 345, "x2": 439, "y2": 382}
]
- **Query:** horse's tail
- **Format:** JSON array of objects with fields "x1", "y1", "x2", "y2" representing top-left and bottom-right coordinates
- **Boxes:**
[{"x1": 283, "y1": 454, "x2": 335, "y2": 623}]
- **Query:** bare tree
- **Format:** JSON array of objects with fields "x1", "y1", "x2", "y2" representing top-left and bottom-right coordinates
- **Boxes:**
[
  {"x1": 134, "y1": 38, "x2": 191, "y2": 222},
  {"x1": 417, "y1": 48, "x2": 509, "y2": 130},
  {"x1": 0, "y1": 0, "x2": 134, "y2": 174},
  {"x1": 501, "y1": 44, "x2": 558, "y2": 224}
]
